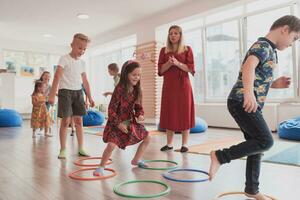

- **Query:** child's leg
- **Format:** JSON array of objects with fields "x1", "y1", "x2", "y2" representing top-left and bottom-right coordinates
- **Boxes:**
[
  {"x1": 93, "y1": 142, "x2": 116, "y2": 176},
  {"x1": 32, "y1": 129, "x2": 36, "y2": 138},
  {"x1": 58, "y1": 117, "x2": 71, "y2": 158},
  {"x1": 131, "y1": 135, "x2": 151, "y2": 165},
  {"x1": 73, "y1": 116, "x2": 88, "y2": 156},
  {"x1": 100, "y1": 142, "x2": 116, "y2": 167},
  {"x1": 244, "y1": 153, "x2": 262, "y2": 195},
  {"x1": 160, "y1": 129, "x2": 174, "y2": 151},
  {"x1": 209, "y1": 100, "x2": 274, "y2": 190},
  {"x1": 70, "y1": 117, "x2": 75, "y2": 136},
  {"x1": 44, "y1": 126, "x2": 52, "y2": 137}
]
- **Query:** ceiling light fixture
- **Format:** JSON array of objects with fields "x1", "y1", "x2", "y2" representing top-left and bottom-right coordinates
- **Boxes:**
[
  {"x1": 43, "y1": 34, "x2": 53, "y2": 38},
  {"x1": 77, "y1": 13, "x2": 90, "y2": 19}
]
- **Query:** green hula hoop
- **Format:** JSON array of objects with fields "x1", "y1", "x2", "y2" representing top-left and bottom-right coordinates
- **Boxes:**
[
  {"x1": 138, "y1": 160, "x2": 178, "y2": 170},
  {"x1": 113, "y1": 180, "x2": 171, "y2": 198}
]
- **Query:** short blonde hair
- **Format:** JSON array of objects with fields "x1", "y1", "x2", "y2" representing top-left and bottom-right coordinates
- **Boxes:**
[{"x1": 73, "y1": 33, "x2": 90, "y2": 43}]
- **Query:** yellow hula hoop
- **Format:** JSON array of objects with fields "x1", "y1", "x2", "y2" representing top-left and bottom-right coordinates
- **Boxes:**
[{"x1": 215, "y1": 191, "x2": 277, "y2": 200}]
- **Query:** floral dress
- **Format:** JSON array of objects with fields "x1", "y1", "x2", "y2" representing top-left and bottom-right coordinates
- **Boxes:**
[
  {"x1": 31, "y1": 94, "x2": 51, "y2": 129},
  {"x1": 103, "y1": 85, "x2": 149, "y2": 149}
]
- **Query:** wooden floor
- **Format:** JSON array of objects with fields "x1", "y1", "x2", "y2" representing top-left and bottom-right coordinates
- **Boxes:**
[{"x1": 0, "y1": 121, "x2": 299, "y2": 200}]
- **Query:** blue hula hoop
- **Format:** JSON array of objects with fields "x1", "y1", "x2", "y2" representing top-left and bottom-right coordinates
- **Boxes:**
[{"x1": 162, "y1": 168, "x2": 209, "y2": 182}]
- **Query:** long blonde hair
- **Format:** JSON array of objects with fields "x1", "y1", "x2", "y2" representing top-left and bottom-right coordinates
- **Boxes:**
[{"x1": 165, "y1": 25, "x2": 187, "y2": 54}]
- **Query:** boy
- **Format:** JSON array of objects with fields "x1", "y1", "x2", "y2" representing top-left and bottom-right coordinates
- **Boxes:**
[
  {"x1": 103, "y1": 63, "x2": 120, "y2": 97},
  {"x1": 209, "y1": 15, "x2": 300, "y2": 200},
  {"x1": 48, "y1": 33, "x2": 95, "y2": 159}
]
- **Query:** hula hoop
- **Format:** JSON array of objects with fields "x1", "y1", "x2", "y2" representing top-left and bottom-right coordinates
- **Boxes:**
[
  {"x1": 73, "y1": 157, "x2": 112, "y2": 167},
  {"x1": 162, "y1": 168, "x2": 209, "y2": 182},
  {"x1": 113, "y1": 180, "x2": 171, "y2": 198},
  {"x1": 68, "y1": 167, "x2": 116, "y2": 181},
  {"x1": 215, "y1": 191, "x2": 277, "y2": 200},
  {"x1": 138, "y1": 160, "x2": 178, "y2": 170}
]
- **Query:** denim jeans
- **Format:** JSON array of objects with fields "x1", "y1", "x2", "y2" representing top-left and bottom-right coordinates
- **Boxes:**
[{"x1": 215, "y1": 99, "x2": 274, "y2": 194}]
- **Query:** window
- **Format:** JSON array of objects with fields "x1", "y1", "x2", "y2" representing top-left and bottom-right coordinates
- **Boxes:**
[
  {"x1": 89, "y1": 37, "x2": 136, "y2": 105},
  {"x1": 185, "y1": 29, "x2": 204, "y2": 102},
  {"x1": 205, "y1": 20, "x2": 240, "y2": 100},
  {"x1": 246, "y1": 7, "x2": 295, "y2": 99}
]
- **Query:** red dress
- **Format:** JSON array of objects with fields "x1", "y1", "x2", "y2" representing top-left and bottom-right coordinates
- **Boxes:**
[
  {"x1": 158, "y1": 46, "x2": 195, "y2": 131},
  {"x1": 103, "y1": 85, "x2": 149, "y2": 149}
]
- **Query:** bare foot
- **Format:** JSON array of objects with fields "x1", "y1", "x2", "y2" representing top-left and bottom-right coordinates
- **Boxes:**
[
  {"x1": 245, "y1": 192, "x2": 272, "y2": 200},
  {"x1": 209, "y1": 151, "x2": 221, "y2": 181},
  {"x1": 44, "y1": 133, "x2": 53, "y2": 137}
]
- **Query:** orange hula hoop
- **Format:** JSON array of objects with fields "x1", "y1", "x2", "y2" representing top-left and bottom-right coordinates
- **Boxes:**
[{"x1": 68, "y1": 167, "x2": 116, "y2": 181}]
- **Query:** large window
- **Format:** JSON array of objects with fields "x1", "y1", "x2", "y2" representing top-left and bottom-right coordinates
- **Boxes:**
[
  {"x1": 185, "y1": 29, "x2": 204, "y2": 102},
  {"x1": 246, "y1": 7, "x2": 295, "y2": 99},
  {"x1": 155, "y1": 0, "x2": 300, "y2": 103},
  {"x1": 89, "y1": 36, "x2": 136, "y2": 105},
  {"x1": 205, "y1": 20, "x2": 240, "y2": 100}
]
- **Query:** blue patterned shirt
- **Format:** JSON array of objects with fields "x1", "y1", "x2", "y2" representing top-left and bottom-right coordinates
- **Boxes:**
[{"x1": 228, "y1": 37, "x2": 277, "y2": 109}]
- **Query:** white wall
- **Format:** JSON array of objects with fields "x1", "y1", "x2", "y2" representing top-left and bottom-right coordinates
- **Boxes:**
[{"x1": 0, "y1": 38, "x2": 67, "y2": 55}]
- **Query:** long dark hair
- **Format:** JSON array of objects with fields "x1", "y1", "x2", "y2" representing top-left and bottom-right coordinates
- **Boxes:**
[
  {"x1": 39, "y1": 71, "x2": 50, "y2": 82},
  {"x1": 32, "y1": 80, "x2": 43, "y2": 95},
  {"x1": 118, "y1": 60, "x2": 142, "y2": 103}
]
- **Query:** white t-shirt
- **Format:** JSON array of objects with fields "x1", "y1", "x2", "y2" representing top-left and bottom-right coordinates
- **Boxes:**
[{"x1": 57, "y1": 54, "x2": 86, "y2": 90}]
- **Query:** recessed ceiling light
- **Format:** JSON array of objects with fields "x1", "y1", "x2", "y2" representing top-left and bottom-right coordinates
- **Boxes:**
[
  {"x1": 43, "y1": 34, "x2": 53, "y2": 38},
  {"x1": 77, "y1": 13, "x2": 90, "y2": 19}
]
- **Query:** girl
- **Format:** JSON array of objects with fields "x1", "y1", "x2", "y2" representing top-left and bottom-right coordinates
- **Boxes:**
[
  {"x1": 31, "y1": 81, "x2": 52, "y2": 138},
  {"x1": 93, "y1": 60, "x2": 150, "y2": 176},
  {"x1": 158, "y1": 25, "x2": 195, "y2": 153},
  {"x1": 38, "y1": 71, "x2": 51, "y2": 110}
]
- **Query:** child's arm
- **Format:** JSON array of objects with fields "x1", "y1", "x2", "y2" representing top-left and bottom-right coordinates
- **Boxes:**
[
  {"x1": 242, "y1": 55, "x2": 260, "y2": 113},
  {"x1": 48, "y1": 66, "x2": 63, "y2": 105},
  {"x1": 108, "y1": 87, "x2": 128, "y2": 133},
  {"x1": 82, "y1": 72, "x2": 95, "y2": 107},
  {"x1": 271, "y1": 76, "x2": 291, "y2": 88}
]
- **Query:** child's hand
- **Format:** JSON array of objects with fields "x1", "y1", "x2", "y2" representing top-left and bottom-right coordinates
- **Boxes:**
[
  {"x1": 243, "y1": 92, "x2": 258, "y2": 113},
  {"x1": 48, "y1": 94, "x2": 55, "y2": 105},
  {"x1": 271, "y1": 76, "x2": 291, "y2": 88},
  {"x1": 118, "y1": 123, "x2": 128, "y2": 134},
  {"x1": 89, "y1": 98, "x2": 95, "y2": 107},
  {"x1": 137, "y1": 115, "x2": 145, "y2": 123}
]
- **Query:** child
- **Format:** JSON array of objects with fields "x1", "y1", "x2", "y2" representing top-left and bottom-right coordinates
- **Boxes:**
[
  {"x1": 103, "y1": 63, "x2": 120, "y2": 97},
  {"x1": 48, "y1": 33, "x2": 95, "y2": 159},
  {"x1": 209, "y1": 15, "x2": 300, "y2": 200},
  {"x1": 38, "y1": 71, "x2": 51, "y2": 110},
  {"x1": 31, "y1": 81, "x2": 52, "y2": 138},
  {"x1": 93, "y1": 60, "x2": 150, "y2": 176}
]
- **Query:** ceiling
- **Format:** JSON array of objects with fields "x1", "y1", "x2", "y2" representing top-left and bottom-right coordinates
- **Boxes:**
[{"x1": 0, "y1": 0, "x2": 195, "y2": 46}]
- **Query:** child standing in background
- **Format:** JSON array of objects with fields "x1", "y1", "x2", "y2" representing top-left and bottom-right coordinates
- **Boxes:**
[
  {"x1": 31, "y1": 81, "x2": 52, "y2": 138},
  {"x1": 93, "y1": 60, "x2": 150, "y2": 176},
  {"x1": 38, "y1": 71, "x2": 51, "y2": 110},
  {"x1": 48, "y1": 33, "x2": 95, "y2": 159},
  {"x1": 103, "y1": 63, "x2": 120, "y2": 97},
  {"x1": 209, "y1": 15, "x2": 300, "y2": 200}
]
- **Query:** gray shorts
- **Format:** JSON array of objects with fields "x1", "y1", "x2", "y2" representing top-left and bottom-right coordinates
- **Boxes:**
[{"x1": 57, "y1": 89, "x2": 86, "y2": 118}]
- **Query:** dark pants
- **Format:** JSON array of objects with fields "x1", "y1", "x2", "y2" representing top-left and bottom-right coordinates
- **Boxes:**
[{"x1": 215, "y1": 99, "x2": 274, "y2": 194}]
